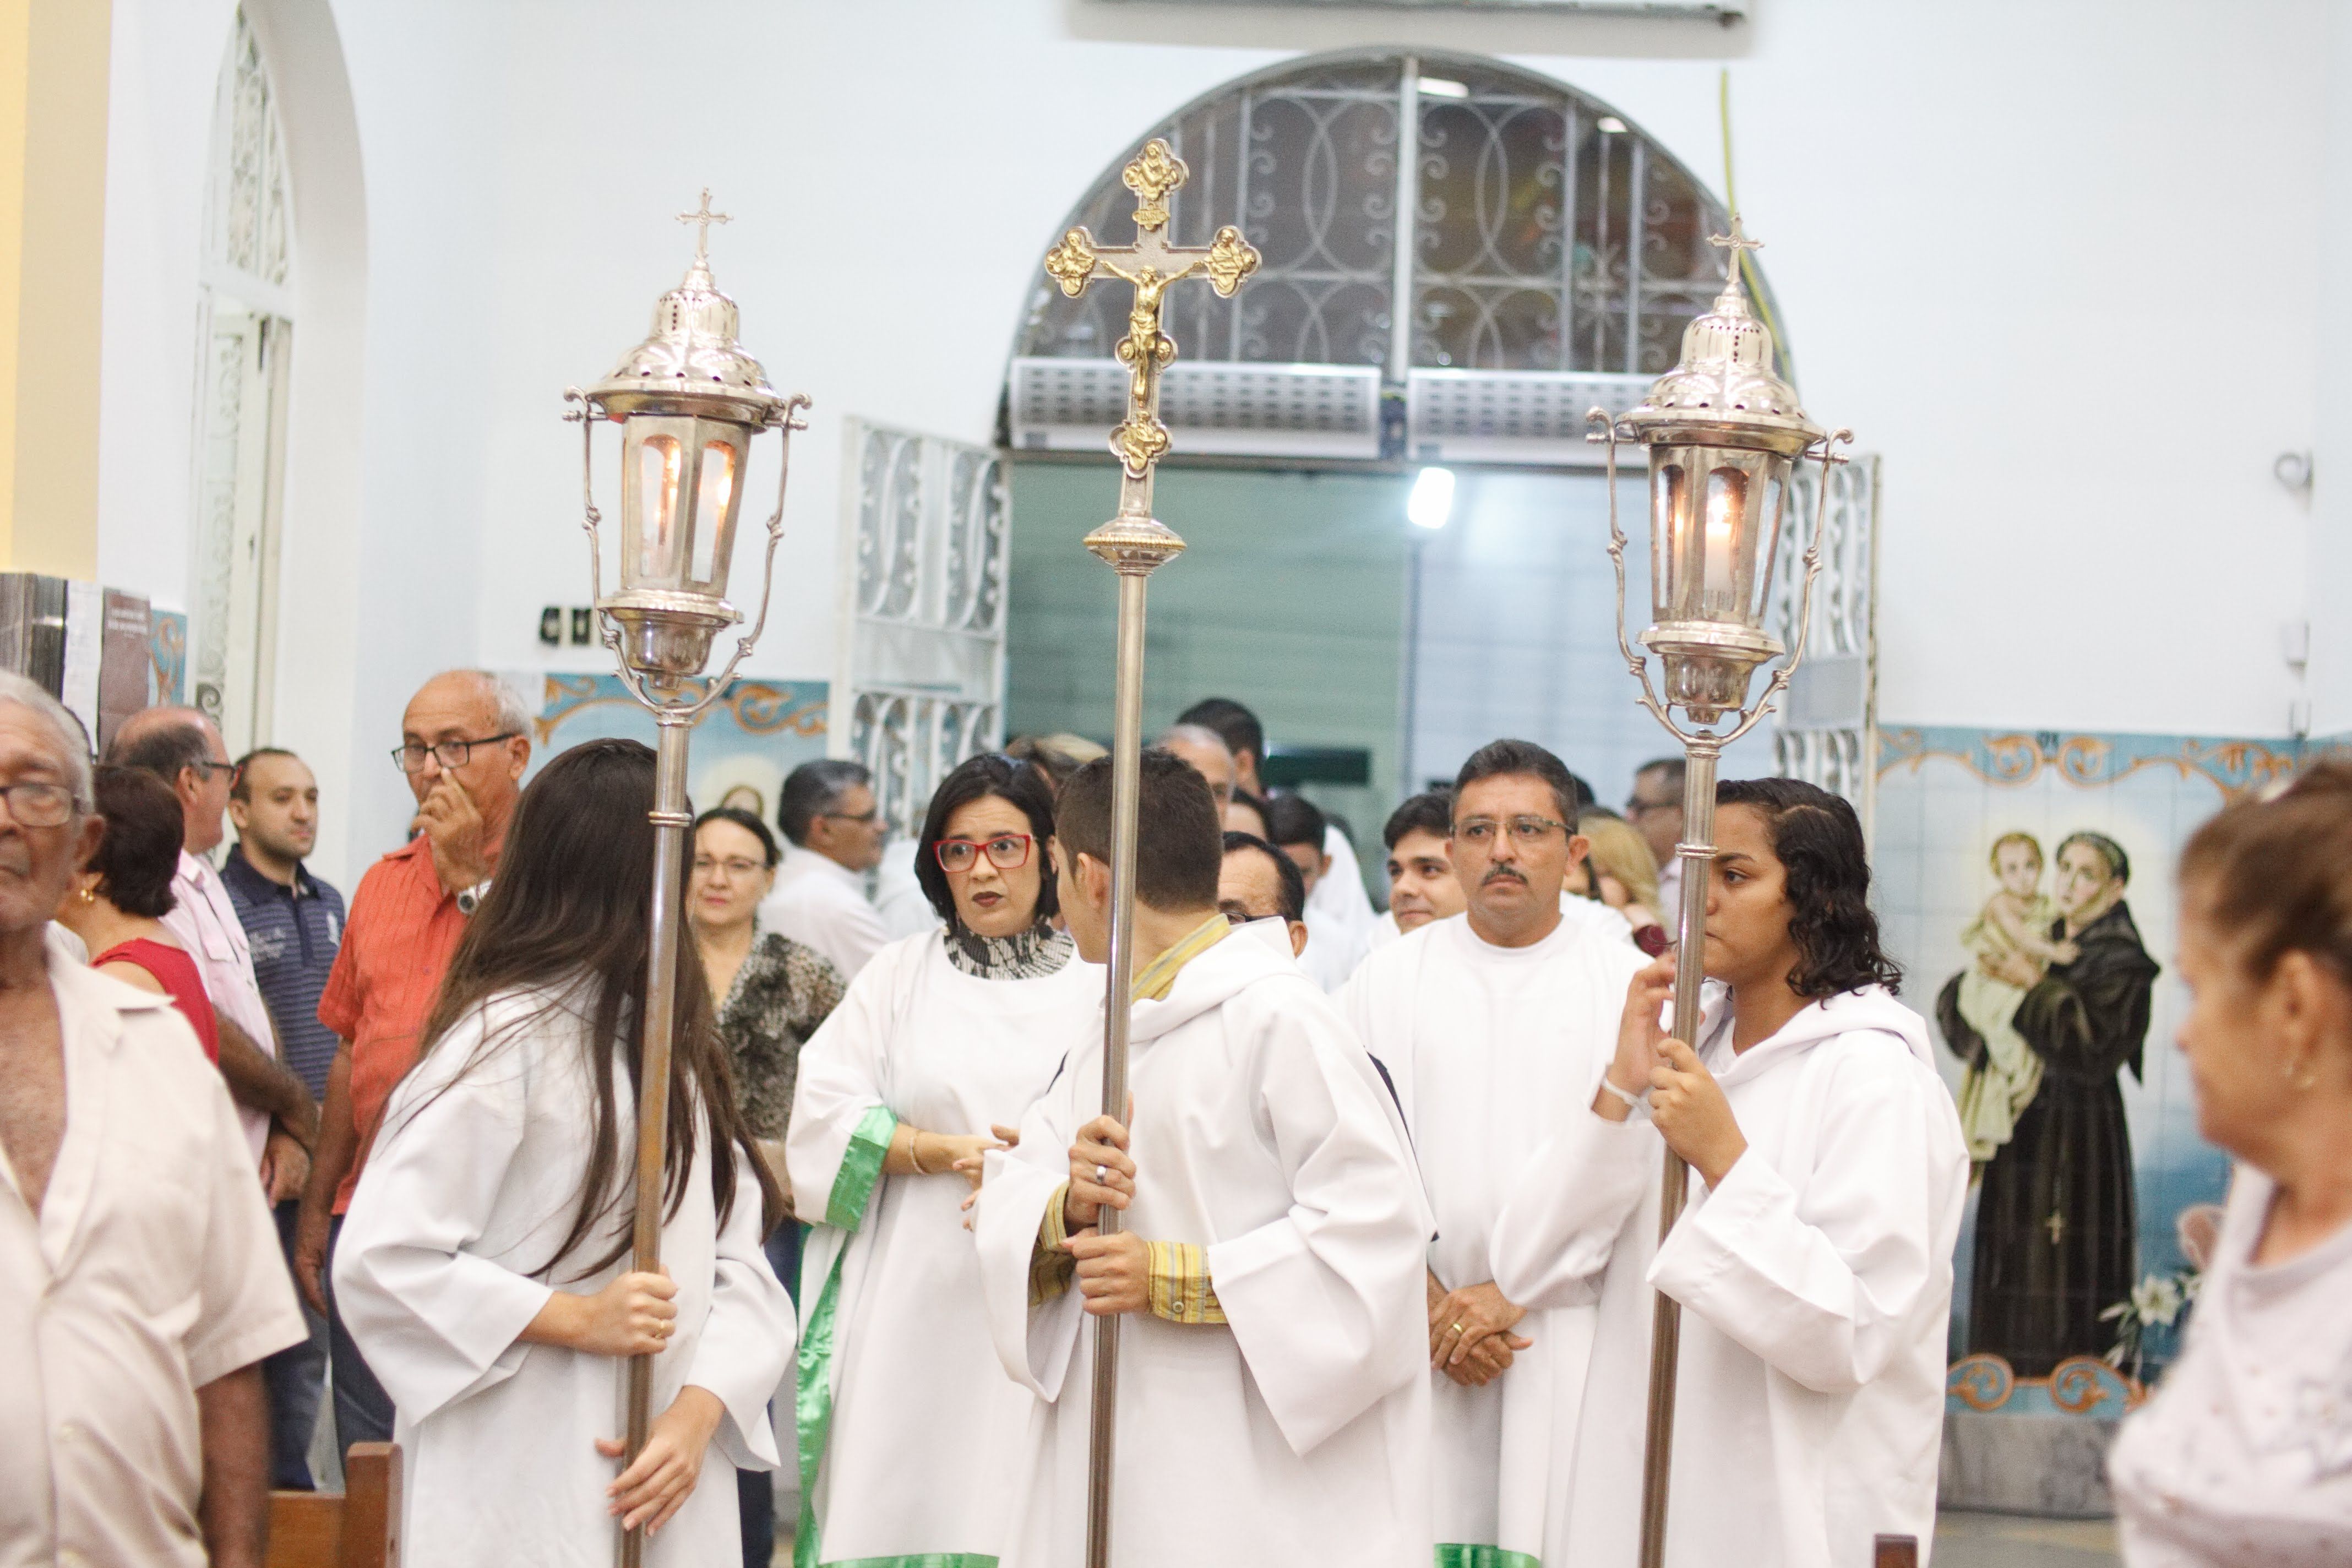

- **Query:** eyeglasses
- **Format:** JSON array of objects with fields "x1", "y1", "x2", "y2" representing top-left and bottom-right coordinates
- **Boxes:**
[
  {"x1": 0, "y1": 780, "x2": 75, "y2": 827},
  {"x1": 186, "y1": 757, "x2": 238, "y2": 780},
  {"x1": 1625, "y1": 798, "x2": 1678, "y2": 818},
  {"x1": 820, "y1": 806, "x2": 880, "y2": 827},
  {"x1": 692, "y1": 855, "x2": 769, "y2": 881},
  {"x1": 934, "y1": 833, "x2": 1032, "y2": 874},
  {"x1": 1456, "y1": 815, "x2": 1567, "y2": 847},
  {"x1": 390, "y1": 733, "x2": 519, "y2": 774}
]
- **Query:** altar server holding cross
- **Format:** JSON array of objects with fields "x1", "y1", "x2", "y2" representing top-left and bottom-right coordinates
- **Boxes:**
[{"x1": 973, "y1": 750, "x2": 1435, "y2": 1568}]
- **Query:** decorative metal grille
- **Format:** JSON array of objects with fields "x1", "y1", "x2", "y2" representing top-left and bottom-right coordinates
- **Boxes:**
[
  {"x1": 834, "y1": 421, "x2": 1010, "y2": 837},
  {"x1": 190, "y1": 316, "x2": 251, "y2": 725},
  {"x1": 188, "y1": 7, "x2": 294, "y2": 754},
  {"x1": 208, "y1": 9, "x2": 290, "y2": 294},
  {"x1": 1012, "y1": 49, "x2": 1780, "y2": 384},
  {"x1": 1771, "y1": 455, "x2": 1880, "y2": 835}
]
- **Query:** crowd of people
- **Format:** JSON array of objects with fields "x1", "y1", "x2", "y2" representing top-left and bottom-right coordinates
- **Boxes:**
[{"x1": 3, "y1": 669, "x2": 2347, "y2": 1568}]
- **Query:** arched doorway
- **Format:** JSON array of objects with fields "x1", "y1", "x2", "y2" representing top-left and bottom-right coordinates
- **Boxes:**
[
  {"x1": 1001, "y1": 49, "x2": 1872, "y2": 873},
  {"x1": 1006, "y1": 47, "x2": 1790, "y2": 461}
]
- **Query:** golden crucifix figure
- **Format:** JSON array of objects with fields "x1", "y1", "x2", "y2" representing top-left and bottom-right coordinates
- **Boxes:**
[
  {"x1": 1038, "y1": 138, "x2": 1257, "y2": 1568},
  {"x1": 1044, "y1": 138, "x2": 1261, "y2": 484}
]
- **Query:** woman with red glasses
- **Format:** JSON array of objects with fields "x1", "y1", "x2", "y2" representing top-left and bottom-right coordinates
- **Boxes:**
[{"x1": 786, "y1": 752, "x2": 1099, "y2": 1568}]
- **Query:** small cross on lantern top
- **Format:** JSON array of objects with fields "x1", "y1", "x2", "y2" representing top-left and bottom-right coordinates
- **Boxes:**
[
  {"x1": 677, "y1": 188, "x2": 732, "y2": 268},
  {"x1": 1042, "y1": 139, "x2": 1261, "y2": 482},
  {"x1": 1708, "y1": 212, "x2": 1763, "y2": 292}
]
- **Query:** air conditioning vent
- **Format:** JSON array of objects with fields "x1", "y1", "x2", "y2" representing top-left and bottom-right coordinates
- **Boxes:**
[
  {"x1": 1404, "y1": 369, "x2": 1654, "y2": 465},
  {"x1": 1010, "y1": 358, "x2": 1383, "y2": 460}
]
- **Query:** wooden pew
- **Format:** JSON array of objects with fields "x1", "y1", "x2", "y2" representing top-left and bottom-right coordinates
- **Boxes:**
[
  {"x1": 1874, "y1": 1535, "x2": 1919, "y2": 1568},
  {"x1": 267, "y1": 1442, "x2": 402, "y2": 1568}
]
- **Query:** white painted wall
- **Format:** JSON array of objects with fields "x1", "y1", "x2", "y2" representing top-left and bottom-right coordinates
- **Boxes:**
[
  {"x1": 97, "y1": 0, "x2": 2332, "y2": 873},
  {"x1": 2307, "y1": 3, "x2": 2352, "y2": 736},
  {"x1": 98, "y1": 0, "x2": 374, "y2": 886}
]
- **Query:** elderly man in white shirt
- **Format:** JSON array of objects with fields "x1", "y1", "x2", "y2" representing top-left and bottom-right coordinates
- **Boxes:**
[
  {"x1": 0, "y1": 672, "x2": 306, "y2": 1568},
  {"x1": 760, "y1": 758, "x2": 890, "y2": 981},
  {"x1": 107, "y1": 706, "x2": 316, "y2": 1185}
]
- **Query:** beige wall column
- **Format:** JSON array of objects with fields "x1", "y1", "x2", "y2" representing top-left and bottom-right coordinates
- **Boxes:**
[{"x1": 0, "y1": 0, "x2": 108, "y2": 578}]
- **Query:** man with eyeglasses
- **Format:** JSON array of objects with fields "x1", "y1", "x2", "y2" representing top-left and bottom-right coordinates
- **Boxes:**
[
  {"x1": 291, "y1": 669, "x2": 530, "y2": 1460},
  {"x1": 759, "y1": 758, "x2": 889, "y2": 982},
  {"x1": 1340, "y1": 738, "x2": 1651, "y2": 1568}
]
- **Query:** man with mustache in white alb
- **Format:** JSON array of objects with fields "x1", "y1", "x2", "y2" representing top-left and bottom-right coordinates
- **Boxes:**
[{"x1": 1342, "y1": 739, "x2": 1649, "y2": 1568}]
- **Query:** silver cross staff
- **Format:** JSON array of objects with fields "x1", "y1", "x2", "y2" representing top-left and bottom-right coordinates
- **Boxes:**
[{"x1": 1040, "y1": 137, "x2": 1257, "y2": 1568}]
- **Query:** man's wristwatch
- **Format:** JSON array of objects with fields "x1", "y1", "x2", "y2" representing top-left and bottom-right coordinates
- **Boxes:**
[{"x1": 455, "y1": 878, "x2": 493, "y2": 916}]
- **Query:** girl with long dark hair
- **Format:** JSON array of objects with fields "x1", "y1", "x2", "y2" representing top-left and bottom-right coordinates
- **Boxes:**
[
  {"x1": 1489, "y1": 776, "x2": 1968, "y2": 1567},
  {"x1": 334, "y1": 739, "x2": 793, "y2": 1566},
  {"x1": 786, "y1": 752, "x2": 1099, "y2": 1567}
]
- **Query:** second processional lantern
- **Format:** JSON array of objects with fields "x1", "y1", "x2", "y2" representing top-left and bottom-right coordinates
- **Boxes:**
[
  {"x1": 563, "y1": 190, "x2": 810, "y2": 1568},
  {"x1": 1588, "y1": 217, "x2": 1850, "y2": 1568}
]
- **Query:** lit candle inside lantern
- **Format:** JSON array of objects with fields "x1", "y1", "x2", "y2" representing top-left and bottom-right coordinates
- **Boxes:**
[{"x1": 635, "y1": 434, "x2": 683, "y2": 580}]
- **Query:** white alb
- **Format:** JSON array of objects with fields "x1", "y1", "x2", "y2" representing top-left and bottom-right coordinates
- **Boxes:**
[
  {"x1": 334, "y1": 986, "x2": 794, "y2": 1568},
  {"x1": 1342, "y1": 909, "x2": 1650, "y2": 1564},
  {"x1": 1489, "y1": 984, "x2": 1968, "y2": 1568},
  {"x1": 787, "y1": 931, "x2": 1099, "y2": 1566},
  {"x1": 975, "y1": 929, "x2": 1436, "y2": 1568}
]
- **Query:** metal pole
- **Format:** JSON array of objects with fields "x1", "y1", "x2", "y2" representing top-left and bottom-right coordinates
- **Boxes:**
[
  {"x1": 1634, "y1": 737, "x2": 1719, "y2": 1568},
  {"x1": 619, "y1": 709, "x2": 693, "y2": 1568},
  {"x1": 1085, "y1": 565, "x2": 1152, "y2": 1568}
]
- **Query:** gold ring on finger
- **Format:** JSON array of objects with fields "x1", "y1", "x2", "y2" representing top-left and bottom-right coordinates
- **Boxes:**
[{"x1": 1450, "y1": 1322, "x2": 1465, "y2": 1334}]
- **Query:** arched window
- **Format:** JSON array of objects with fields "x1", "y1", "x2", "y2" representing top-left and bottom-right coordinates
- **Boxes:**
[
  {"x1": 190, "y1": 7, "x2": 295, "y2": 754},
  {"x1": 1007, "y1": 48, "x2": 1788, "y2": 465}
]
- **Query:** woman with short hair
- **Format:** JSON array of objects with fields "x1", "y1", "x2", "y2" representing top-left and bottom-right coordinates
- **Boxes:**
[
  {"x1": 333, "y1": 739, "x2": 793, "y2": 1567},
  {"x1": 787, "y1": 751, "x2": 1099, "y2": 1568},
  {"x1": 2108, "y1": 761, "x2": 2352, "y2": 1563},
  {"x1": 53, "y1": 764, "x2": 216, "y2": 1060},
  {"x1": 687, "y1": 803, "x2": 846, "y2": 1210},
  {"x1": 1490, "y1": 776, "x2": 1968, "y2": 1567}
]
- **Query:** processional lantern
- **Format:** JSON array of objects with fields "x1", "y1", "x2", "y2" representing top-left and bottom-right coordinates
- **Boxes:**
[
  {"x1": 562, "y1": 189, "x2": 811, "y2": 1568},
  {"x1": 1587, "y1": 216, "x2": 1849, "y2": 1568},
  {"x1": 1040, "y1": 137, "x2": 1258, "y2": 1568}
]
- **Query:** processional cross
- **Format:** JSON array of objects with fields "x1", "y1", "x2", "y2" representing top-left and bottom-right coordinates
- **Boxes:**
[
  {"x1": 1044, "y1": 140, "x2": 1261, "y2": 505},
  {"x1": 1039, "y1": 139, "x2": 1257, "y2": 1568}
]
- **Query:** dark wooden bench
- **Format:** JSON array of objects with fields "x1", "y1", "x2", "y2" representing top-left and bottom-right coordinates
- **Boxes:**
[
  {"x1": 1875, "y1": 1535, "x2": 1919, "y2": 1568},
  {"x1": 266, "y1": 1442, "x2": 401, "y2": 1568}
]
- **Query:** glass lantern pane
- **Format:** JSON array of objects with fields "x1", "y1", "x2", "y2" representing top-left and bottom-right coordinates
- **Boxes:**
[
  {"x1": 1699, "y1": 465, "x2": 1749, "y2": 622},
  {"x1": 1649, "y1": 460, "x2": 1685, "y2": 624},
  {"x1": 1754, "y1": 471, "x2": 1787, "y2": 622},
  {"x1": 692, "y1": 440, "x2": 736, "y2": 585},
  {"x1": 634, "y1": 434, "x2": 682, "y2": 583}
]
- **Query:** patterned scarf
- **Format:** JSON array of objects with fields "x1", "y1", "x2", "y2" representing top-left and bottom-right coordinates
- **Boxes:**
[{"x1": 943, "y1": 918, "x2": 1073, "y2": 979}]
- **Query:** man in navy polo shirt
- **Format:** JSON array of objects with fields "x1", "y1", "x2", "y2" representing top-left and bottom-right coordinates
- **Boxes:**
[{"x1": 222, "y1": 746, "x2": 345, "y2": 1490}]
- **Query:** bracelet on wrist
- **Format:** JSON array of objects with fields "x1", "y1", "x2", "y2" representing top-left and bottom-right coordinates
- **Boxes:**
[
  {"x1": 1598, "y1": 1074, "x2": 1648, "y2": 1112},
  {"x1": 910, "y1": 1133, "x2": 929, "y2": 1175}
]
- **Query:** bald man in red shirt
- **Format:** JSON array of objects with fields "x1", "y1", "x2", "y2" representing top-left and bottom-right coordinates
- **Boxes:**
[{"x1": 290, "y1": 670, "x2": 530, "y2": 1455}]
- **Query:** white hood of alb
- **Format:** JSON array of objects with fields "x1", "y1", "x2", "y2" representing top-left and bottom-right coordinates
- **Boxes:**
[
  {"x1": 1126, "y1": 924, "x2": 1303, "y2": 1044},
  {"x1": 1684, "y1": 981, "x2": 1933, "y2": 1086}
]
